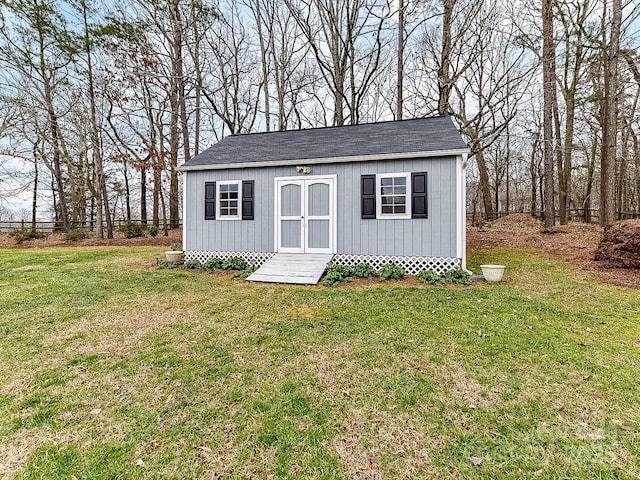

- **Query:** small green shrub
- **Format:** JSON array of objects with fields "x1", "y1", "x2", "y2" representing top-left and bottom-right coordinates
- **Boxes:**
[
  {"x1": 333, "y1": 265, "x2": 354, "y2": 277},
  {"x1": 322, "y1": 264, "x2": 354, "y2": 286},
  {"x1": 234, "y1": 267, "x2": 256, "y2": 279},
  {"x1": 147, "y1": 225, "x2": 158, "y2": 237},
  {"x1": 184, "y1": 259, "x2": 202, "y2": 270},
  {"x1": 63, "y1": 228, "x2": 87, "y2": 241},
  {"x1": 9, "y1": 227, "x2": 47, "y2": 243},
  {"x1": 157, "y1": 261, "x2": 178, "y2": 269},
  {"x1": 416, "y1": 270, "x2": 444, "y2": 285},
  {"x1": 203, "y1": 257, "x2": 224, "y2": 271},
  {"x1": 222, "y1": 257, "x2": 248, "y2": 270},
  {"x1": 442, "y1": 268, "x2": 472, "y2": 285},
  {"x1": 170, "y1": 242, "x2": 182, "y2": 251},
  {"x1": 322, "y1": 270, "x2": 345, "y2": 287},
  {"x1": 378, "y1": 263, "x2": 405, "y2": 281},
  {"x1": 118, "y1": 222, "x2": 146, "y2": 239},
  {"x1": 352, "y1": 263, "x2": 376, "y2": 279}
]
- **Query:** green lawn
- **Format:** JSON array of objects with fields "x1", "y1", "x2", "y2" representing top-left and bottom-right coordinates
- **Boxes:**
[{"x1": 0, "y1": 246, "x2": 638, "y2": 479}]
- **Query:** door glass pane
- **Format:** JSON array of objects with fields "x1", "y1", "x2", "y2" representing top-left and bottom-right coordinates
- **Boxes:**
[
  {"x1": 281, "y1": 184, "x2": 301, "y2": 216},
  {"x1": 308, "y1": 183, "x2": 329, "y2": 216},
  {"x1": 281, "y1": 220, "x2": 301, "y2": 248},
  {"x1": 308, "y1": 220, "x2": 329, "y2": 249}
]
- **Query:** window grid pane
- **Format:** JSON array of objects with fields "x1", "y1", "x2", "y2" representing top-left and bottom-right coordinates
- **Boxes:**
[
  {"x1": 379, "y1": 175, "x2": 408, "y2": 216},
  {"x1": 219, "y1": 183, "x2": 240, "y2": 217}
]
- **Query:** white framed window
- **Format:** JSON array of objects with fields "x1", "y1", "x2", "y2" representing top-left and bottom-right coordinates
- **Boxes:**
[
  {"x1": 217, "y1": 181, "x2": 241, "y2": 219},
  {"x1": 376, "y1": 173, "x2": 411, "y2": 219}
]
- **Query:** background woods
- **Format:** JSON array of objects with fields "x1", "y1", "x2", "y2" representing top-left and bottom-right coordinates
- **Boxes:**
[{"x1": 0, "y1": 0, "x2": 639, "y2": 231}]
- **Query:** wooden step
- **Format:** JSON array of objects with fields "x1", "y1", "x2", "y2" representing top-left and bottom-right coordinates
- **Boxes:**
[{"x1": 247, "y1": 253, "x2": 333, "y2": 285}]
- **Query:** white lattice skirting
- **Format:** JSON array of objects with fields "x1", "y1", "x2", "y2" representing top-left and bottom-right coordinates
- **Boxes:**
[
  {"x1": 185, "y1": 251, "x2": 275, "y2": 267},
  {"x1": 332, "y1": 254, "x2": 461, "y2": 276},
  {"x1": 185, "y1": 251, "x2": 461, "y2": 275}
]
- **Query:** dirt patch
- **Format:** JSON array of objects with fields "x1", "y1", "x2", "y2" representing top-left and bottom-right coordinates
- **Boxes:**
[
  {"x1": 0, "y1": 229, "x2": 182, "y2": 249},
  {"x1": 468, "y1": 216, "x2": 640, "y2": 289},
  {"x1": 0, "y1": 430, "x2": 77, "y2": 477},
  {"x1": 329, "y1": 408, "x2": 436, "y2": 479}
]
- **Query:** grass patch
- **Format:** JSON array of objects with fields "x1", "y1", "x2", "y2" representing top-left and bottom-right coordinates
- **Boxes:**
[{"x1": 0, "y1": 246, "x2": 639, "y2": 478}]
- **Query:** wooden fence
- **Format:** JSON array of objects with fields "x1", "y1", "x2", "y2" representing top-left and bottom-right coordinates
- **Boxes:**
[
  {"x1": 0, "y1": 219, "x2": 181, "y2": 234},
  {"x1": 467, "y1": 209, "x2": 640, "y2": 224}
]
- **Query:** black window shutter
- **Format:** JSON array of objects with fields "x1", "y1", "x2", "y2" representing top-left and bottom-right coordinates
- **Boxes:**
[
  {"x1": 242, "y1": 180, "x2": 254, "y2": 220},
  {"x1": 361, "y1": 174, "x2": 376, "y2": 219},
  {"x1": 411, "y1": 172, "x2": 428, "y2": 218},
  {"x1": 204, "y1": 181, "x2": 216, "y2": 220}
]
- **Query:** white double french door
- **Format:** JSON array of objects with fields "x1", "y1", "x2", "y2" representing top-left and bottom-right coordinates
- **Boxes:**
[{"x1": 275, "y1": 175, "x2": 336, "y2": 254}]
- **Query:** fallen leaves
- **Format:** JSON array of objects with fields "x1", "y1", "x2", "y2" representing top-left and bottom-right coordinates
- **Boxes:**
[
  {"x1": 468, "y1": 220, "x2": 640, "y2": 289},
  {"x1": 469, "y1": 456, "x2": 482, "y2": 466}
]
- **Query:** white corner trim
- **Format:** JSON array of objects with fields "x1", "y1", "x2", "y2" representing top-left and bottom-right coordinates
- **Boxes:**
[
  {"x1": 182, "y1": 171, "x2": 188, "y2": 249},
  {"x1": 457, "y1": 153, "x2": 469, "y2": 273},
  {"x1": 178, "y1": 148, "x2": 471, "y2": 171}
]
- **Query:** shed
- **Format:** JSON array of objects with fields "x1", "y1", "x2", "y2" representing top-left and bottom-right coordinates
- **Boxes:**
[{"x1": 179, "y1": 116, "x2": 470, "y2": 282}]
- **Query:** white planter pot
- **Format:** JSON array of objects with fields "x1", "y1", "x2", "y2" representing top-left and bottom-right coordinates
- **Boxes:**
[
  {"x1": 165, "y1": 251, "x2": 184, "y2": 264},
  {"x1": 480, "y1": 264, "x2": 505, "y2": 282}
]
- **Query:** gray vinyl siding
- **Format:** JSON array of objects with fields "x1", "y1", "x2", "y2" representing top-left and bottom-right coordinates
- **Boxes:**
[{"x1": 184, "y1": 156, "x2": 459, "y2": 257}]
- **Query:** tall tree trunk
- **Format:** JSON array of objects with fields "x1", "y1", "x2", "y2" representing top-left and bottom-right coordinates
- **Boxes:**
[
  {"x1": 600, "y1": 0, "x2": 621, "y2": 226},
  {"x1": 177, "y1": 34, "x2": 190, "y2": 165},
  {"x1": 617, "y1": 116, "x2": 629, "y2": 214},
  {"x1": 31, "y1": 143, "x2": 39, "y2": 230},
  {"x1": 557, "y1": 13, "x2": 585, "y2": 225},
  {"x1": 553, "y1": 95, "x2": 565, "y2": 224},
  {"x1": 505, "y1": 114, "x2": 511, "y2": 213},
  {"x1": 530, "y1": 133, "x2": 539, "y2": 216},
  {"x1": 191, "y1": 10, "x2": 203, "y2": 156},
  {"x1": 618, "y1": 88, "x2": 638, "y2": 213},
  {"x1": 169, "y1": 53, "x2": 180, "y2": 229},
  {"x1": 471, "y1": 135, "x2": 494, "y2": 219},
  {"x1": 40, "y1": 45, "x2": 68, "y2": 230},
  {"x1": 560, "y1": 93, "x2": 576, "y2": 224},
  {"x1": 51, "y1": 177, "x2": 59, "y2": 226},
  {"x1": 153, "y1": 164, "x2": 161, "y2": 227},
  {"x1": 438, "y1": 0, "x2": 454, "y2": 116},
  {"x1": 81, "y1": 0, "x2": 112, "y2": 238},
  {"x1": 585, "y1": 138, "x2": 597, "y2": 223},
  {"x1": 542, "y1": 0, "x2": 556, "y2": 228},
  {"x1": 634, "y1": 130, "x2": 640, "y2": 214},
  {"x1": 123, "y1": 161, "x2": 131, "y2": 221},
  {"x1": 255, "y1": 0, "x2": 271, "y2": 131},
  {"x1": 168, "y1": 1, "x2": 184, "y2": 230},
  {"x1": 397, "y1": 0, "x2": 404, "y2": 120},
  {"x1": 141, "y1": 167, "x2": 148, "y2": 224}
]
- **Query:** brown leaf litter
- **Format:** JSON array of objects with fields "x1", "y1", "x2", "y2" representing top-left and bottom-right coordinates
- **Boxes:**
[{"x1": 468, "y1": 214, "x2": 640, "y2": 289}]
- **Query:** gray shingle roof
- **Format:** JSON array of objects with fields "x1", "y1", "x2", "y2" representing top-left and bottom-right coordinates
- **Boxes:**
[{"x1": 180, "y1": 116, "x2": 468, "y2": 170}]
